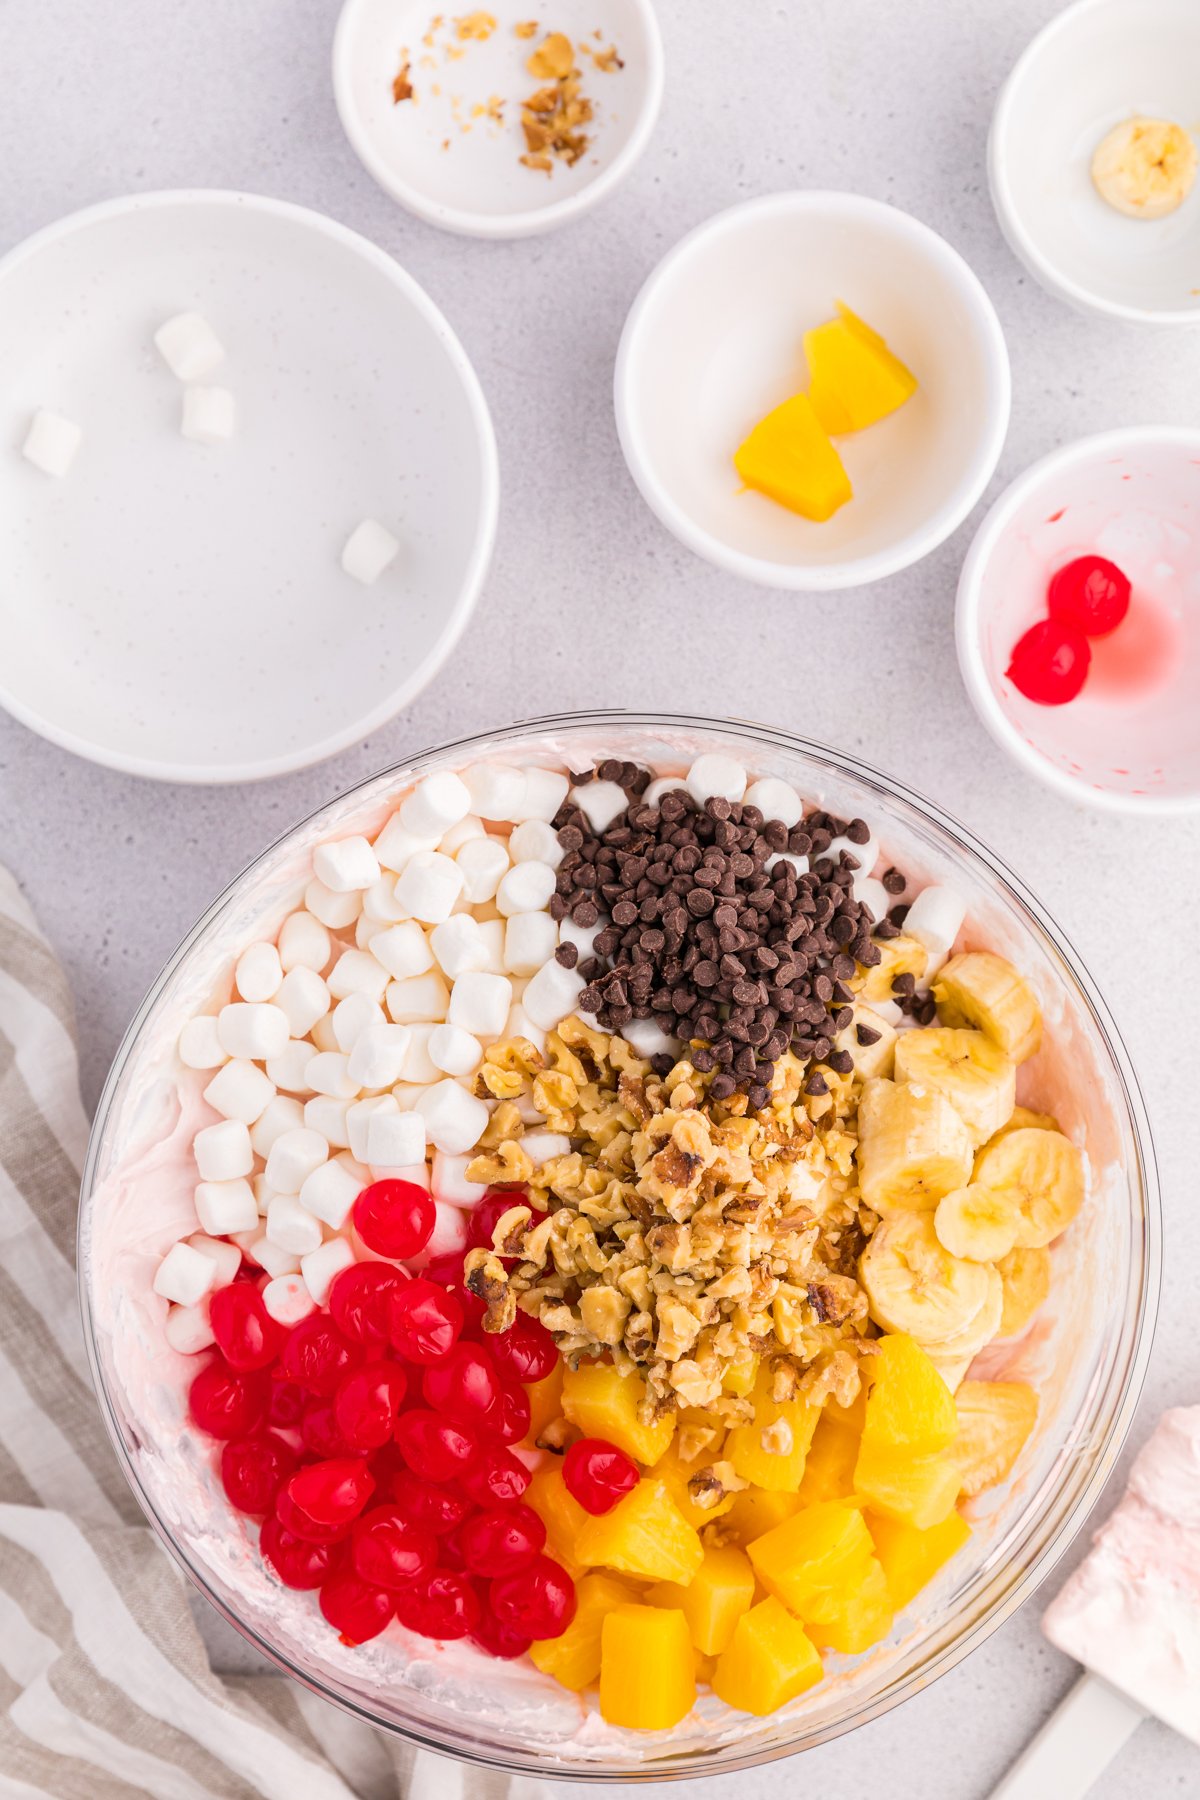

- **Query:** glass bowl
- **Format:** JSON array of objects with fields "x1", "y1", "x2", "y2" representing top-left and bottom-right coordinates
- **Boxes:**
[{"x1": 78, "y1": 712, "x2": 1159, "y2": 1781}]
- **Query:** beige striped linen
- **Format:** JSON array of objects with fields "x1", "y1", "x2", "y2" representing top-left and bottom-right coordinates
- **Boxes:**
[{"x1": 0, "y1": 867, "x2": 553, "y2": 1800}]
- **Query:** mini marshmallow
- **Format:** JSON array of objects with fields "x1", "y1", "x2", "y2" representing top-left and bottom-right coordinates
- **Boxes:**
[
  {"x1": 496, "y1": 861, "x2": 556, "y2": 918},
  {"x1": 266, "y1": 1127, "x2": 330, "y2": 1195},
  {"x1": 619, "y1": 1018, "x2": 680, "y2": 1059},
  {"x1": 347, "y1": 1096, "x2": 387, "y2": 1164},
  {"x1": 348, "y1": 1023, "x2": 412, "y2": 1090},
  {"x1": 642, "y1": 777, "x2": 686, "y2": 808},
  {"x1": 362, "y1": 875, "x2": 407, "y2": 924},
  {"x1": 164, "y1": 1302, "x2": 215, "y2": 1355},
  {"x1": 455, "y1": 835, "x2": 510, "y2": 904},
  {"x1": 253, "y1": 1174, "x2": 280, "y2": 1216},
  {"x1": 327, "y1": 948, "x2": 390, "y2": 1004},
  {"x1": 301, "y1": 1238, "x2": 357, "y2": 1306},
  {"x1": 430, "y1": 914, "x2": 489, "y2": 980},
  {"x1": 520, "y1": 1129, "x2": 572, "y2": 1168},
  {"x1": 431, "y1": 1150, "x2": 488, "y2": 1209},
  {"x1": 510, "y1": 767, "x2": 569, "y2": 823},
  {"x1": 686, "y1": 753, "x2": 747, "y2": 806},
  {"x1": 193, "y1": 1119, "x2": 253, "y2": 1183},
  {"x1": 523, "y1": 959, "x2": 586, "y2": 1031},
  {"x1": 309, "y1": 1014, "x2": 340, "y2": 1054},
  {"x1": 314, "y1": 835, "x2": 381, "y2": 894},
  {"x1": 186, "y1": 1232, "x2": 243, "y2": 1287},
  {"x1": 397, "y1": 1022, "x2": 441, "y2": 1085},
  {"x1": 373, "y1": 813, "x2": 439, "y2": 874},
  {"x1": 278, "y1": 910, "x2": 331, "y2": 973},
  {"x1": 354, "y1": 914, "x2": 383, "y2": 953},
  {"x1": 400, "y1": 770, "x2": 472, "y2": 841},
  {"x1": 448, "y1": 970, "x2": 512, "y2": 1038},
  {"x1": 476, "y1": 919, "x2": 506, "y2": 974},
  {"x1": 870, "y1": 997, "x2": 906, "y2": 1026},
  {"x1": 744, "y1": 776, "x2": 804, "y2": 827},
  {"x1": 154, "y1": 311, "x2": 225, "y2": 381},
  {"x1": 22, "y1": 408, "x2": 82, "y2": 478},
  {"x1": 765, "y1": 851, "x2": 810, "y2": 878},
  {"x1": 505, "y1": 1001, "x2": 546, "y2": 1054},
  {"x1": 366, "y1": 1101, "x2": 426, "y2": 1169},
  {"x1": 249, "y1": 1095, "x2": 305, "y2": 1159},
  {"x1": 331, "y1": 992, "x2": 386, "y2": 1052},
  {"x1": 570, "y1": 780, "x2": 627, "y2": 834},
  {"x1": 372, "y1": 920, "x2": 435, "y2": 981},
  {"x1": 234, "y1": 942, "x2": 282, "y2": 1003},
  {"x1": 428, "y1": 1023, "x2": 483, "y2": 1078},
  {"x1": 305, "y1": 1051, "x2": 359, "y2": 1100},
  {"x1": 414, "y1": 1080, "x2": 491, "y2": 1155},
  {"x1": 386, "y1": 971, "x2": 450, "y2": 1024},
  {"x1": 305, "y1": 877, "x2": 362, "y2": 930},
  {"x1": 413, "y1": 1198, "x2": 468, "y2": 1266},
  {"x1": 263, "y1": 1273, "x2": 319, "y2": 1325},
  {"x1": 249, "y1": 1236, "x2": 300, "y2": 1280},
  {"x1": 181, "y1": 384, "x2": 236, "y2": 444},
  {"x1": 440, "y1": 815, "x2": 483, "y2": 855},
  {"x1": 462, "y1": 762, "x2": 526, "y2": 821},
  {"x1": 559, "y1": 915, "x2": 605, "y2": 959},
  {"x1": 854, "y1": 876, "x2": 890, "y2": 922},
  {"x1": 336, "y1": 1149, "x2": 372, "y2": 1185},
  {"x1": 194, "y1": 1178, "x2": 258, "y2": 1237},
  {"x1": 395, "y1": 851, "x2": 464, "y2": 926},
  {"x1": 153, "y1": 1241, "x2": 217, "y2": 1307},
  {"x1": 203, "y1": 1059, "x2": 275, "y2": 1125},
  {"x1": 298, "y1": 1159, "x2": 362, "y2": 1230},
  {"x1": 903, "y1": 884, "x2": 966, "y2": 980},
  {"x1": 266, "y1": 1040, "x2": 318, "y2": 1093},
  {"x1": 341, "y1": 518, "x2": 399, "y2": 586},
  {"x1": 508, "y1": 820, "x2": 563, "y2": 868},
  {"x1": 826, "y1": 830, "x2": 878, "y2": 878},
  {"x1": 303, "y1": 1095, "x2": 352, "y2": 1148},
  {"x1": 503, "y1": 911, "x2": 558, "y2": 977},
  {"x1": 178, "y1": 1016, "x2": 227, "y2": 1070},
  {"x1": 266, "y1": 1192, "x2": 325, "y2": 1256},
  {"x1": 217, "y1": 1002, "x2": 290, "y2": 1063},
  {"x1": 275, "y1": 966, "x2": 329, "y2": 1038}
]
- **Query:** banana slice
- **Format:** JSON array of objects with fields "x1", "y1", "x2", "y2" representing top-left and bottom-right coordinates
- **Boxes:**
[
  {"x1": 934, "y1": 1184, "x2": 1020, "y2": 1263},
  {"x1": 857, "y1": 1078, "x2": 975, "y2": 1214},
  {"x1": 924, "y1": 1265, "x2": 1003, "y2": 1362},
  {"x1": 1092, "y1": 117, "x2": 1197, "y2": 221},
  {"x1": 928, "y1": 1354, "x2": 973, "y2": 1395},
  {"x1": 933, "y1": 952, "x2": 1042, "y2": 1063},
  {"x1": 986, "y1": 1105, "x2": 1060, "y2": 1146},
  {"x1": 973, "y1": 1127, "x2": 1085, "y2": 1249},
  {"x1": 837, "y1": 1002, "x2": 898, "y2": 1081},
  {"x1": 855, "y1": 933, "x2": 928, "y2": 1004},
  {"x1": 860, "y1": 1210, "x2": 994, "y2": 1347},
  {"x1": 996, "y1": 1244, "x2": 1052, "y2": 1338},
  {"x1": 952, "y1": 1380, "x2": 1039, "y2": 1498},
  {"x1": 893, "y1": 1027, "x2": 1016, "y2": 1146}
]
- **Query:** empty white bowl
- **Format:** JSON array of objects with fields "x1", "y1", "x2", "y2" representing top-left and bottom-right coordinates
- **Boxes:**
[
  {"x1": 333, "y1": 0, "x2": 663, "y2": 238},
  {"x1": 989, "y1": 0, "x2": 1200, "y2": 324},
  {"x1": 0, "y1": 192, "x2": 498, "y2": 782},
  {"x1": 614, "y1": 193, "x2": 1010, "y2": 591},
  {"x1": 956, "y1": 426, "x2": 1200, "y2": 815}
]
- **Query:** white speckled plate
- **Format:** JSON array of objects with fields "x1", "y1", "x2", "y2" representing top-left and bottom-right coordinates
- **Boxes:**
[{"x1": 0, "y1": 191, "x2": 498, "y2": 782}]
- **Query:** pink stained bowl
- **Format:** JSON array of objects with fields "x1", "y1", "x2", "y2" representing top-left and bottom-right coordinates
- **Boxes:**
[{"x1": 956, "y1": 427, "x2": 1200, "y2": 815}]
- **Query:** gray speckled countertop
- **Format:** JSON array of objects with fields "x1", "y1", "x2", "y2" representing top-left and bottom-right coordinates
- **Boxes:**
[{"x1": 2, "y1": 0, "x2": 1198, "y2": 1793}]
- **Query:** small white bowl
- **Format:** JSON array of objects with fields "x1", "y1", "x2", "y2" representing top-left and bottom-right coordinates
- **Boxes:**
[
  {"x1": 956, "y1": 427, "x2": 1200, "y2": 815},
  {"x1": 614, "y1": 193, "x2": 1010, "y2": 592},
  {"x1": 332, "y1": 0, "x2": 663, "y2": 239},
  {"x1": 989, "y1": 0, "x2": 1200, "y2": 325},
  {"x1": 0, "y1": 191, "x2": 498, "y2": 783}
]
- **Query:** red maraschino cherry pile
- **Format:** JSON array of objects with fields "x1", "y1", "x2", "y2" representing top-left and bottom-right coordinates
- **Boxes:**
[
  {"x1": 186, "y1": 1183, "x2": 579, "y2": 1659},
  {"x1": 1006, "y1": 553, "x2": 1132, "y2": 706}
]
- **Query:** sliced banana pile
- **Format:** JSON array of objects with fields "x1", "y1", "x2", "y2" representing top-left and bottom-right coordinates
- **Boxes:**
[{"x1": 1091, "y1": 116, "x2": 1198, "y2": 222}]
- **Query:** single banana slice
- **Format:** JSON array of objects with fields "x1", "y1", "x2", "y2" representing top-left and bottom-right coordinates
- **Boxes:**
[
  {"x1": 894, "y1": 1027, "x2": 1016, "y2": 1146},
  {"x1": 855, "y1": 932, "x2": 928, "y2": 1004},
  {"x1": 860, "y1": 1210, "x2": 994, "y2": 1346},
  {"x1": 996, "y1": 1244, "x2": 1052, "y2": 1338},
  {"x1": 952, "y1": 1380, "x2": 1039, "y2": 1498},
  {"x1": 924, "y1": 1265, "x2": 1003, "y2": 1362},
  {"x1": 973, "y1": 1127, "x2": 1085, "y2": 1249},
  {"x1": 933, "y1": 952, "x2": 1042, "y2": 1063},
  {"x1": 1092, "y1": 116, "x2": 1198, "y2": 221},
  {"x1": 836, "y1": 1002, "x2": 898, "y2": 1080},
  {"x1": 929, "y1": 1353, "x2": 973, "y2": 1394},
  {"x1": 986, "y1": 1105, "x2": 1061, "y2": 1146},
  {"x1": 857, "y1": 1078, "x2": 975, "y2": 1214},
  {"x1": 934, "y1": 1184, "x2": 1020, "y2": 1263}
]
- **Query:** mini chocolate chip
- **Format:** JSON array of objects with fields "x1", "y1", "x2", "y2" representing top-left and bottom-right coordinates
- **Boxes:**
[
  {"x1": 846, "y1": 818, "x2": 871, "y2": 845},
  {"x1": 555, "y1": 942, "x2": 579, "y2": 969},
  {"x1": 804, "y1": 1071, "x2": 829, "y2": 1096},
  {"x1": 856, "y1": 1023, "x2": 882, "y2": 1046},
  {"x1": 882, "y1": 867, "x2": 906, "y2": 895},
  {"x1": 892, "y1": 972, "x2": 917, "y2": 996},
  {"x1": 827, "y1": 1049, "x2": 854, "y2": 1075}
]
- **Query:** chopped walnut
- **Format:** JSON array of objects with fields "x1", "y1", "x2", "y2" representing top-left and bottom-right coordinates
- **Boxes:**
[
  {"x1": 392, "y1": 57, "x2": 414, "y2": 102},
  {"x1": 760, "y1": 1417, "x2": 794, "y2": 1457}
]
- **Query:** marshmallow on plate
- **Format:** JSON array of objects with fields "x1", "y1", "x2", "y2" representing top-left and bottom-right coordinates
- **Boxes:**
[
  {"x1": 521, "y1": 1129, "x2": 572, "y2": 1167},
  {"x1": 181, "y1": 385, "x2": 236, "y2": 445},
  {"x1": 505, "y1": 1002, "x2": 546, "y2": 1054},
  {"x1": 305, "y1": 1052, "x2": 359, "y2": 1100},
  {"x1": 314, "y1": 836, "x2": 381, "y2": 893},
  {"x1": 263, "y1": 1273, "x2": 318, "y2": 1325},
  {"x1": 331, "y1": 993, "x2": 385, "y2": 1052},
  {"x1": 193, "y1": 1119, "x2": 253, "y2": 1183},
  {"x1": 414, "y1": 1198, "x2": 468, "y2": 1265},
  {"x1": 385, "y1": 971, "x2": 450, "y2": 1024},
  {"x1": 397, "y1": 1022, "x2": 441, "y2": 1085},
  {"x1": 298, "y1": 1159, "x2": 362, "y2": 1230},
  {"x1": 250, "y1": 1237, "x2": 301, "y2": 1279},
  {"x1": 372, "y1": 813, "x2": 438, "y2": 874},
  {"x1": 186, "y1": 1233, "x2": 243, "y2": 1287},
  {"x1": 266, "y1": 1040, "x2": 318, "y2": 1093},
  {"x1": 362, "y1": 875, "x2": 407, "y2": 924},
  {"x1": 217, "y1": 1002, "x2": 289, "y2": 1062},
  {"x1": 278, "y1": 911, "x2": 331, "y2": 974},
  {"x1": 365, "y1": 1099, "x2": 426, "y2": 1169},
  {"x1": 164, "y1": 1302, "x2": 215, "y2": 1355},
  {"x1": 559, "y1": 915, "x2": 604, "y2": 959},
  {"x1": 304, "y1": 1095, "x2": 352, "y2": 1148},
  {"x1": 235, "y1": 942, "x2": 283, "y2": 1002},
  {"x1": 765, "y1": 851, "x2": 809, "y2": 878},
  {"x1": 642, "y1": 777, "x2": 685, "y2": 808},
  {"x1": 440, "y1": 815, "x2": 483, "y2": 854},
  {"x1": 341, "y1": 519, "x2": 399, "y2": 587},
  {"x1": 327, "y1": 949, "x2": 390, "y2": 1004},
  {"x1": 154, "y1": 311, "x2": 225, "y2": 381},
  {"x1": 686, "y1": 754, "x2": 747, "y2": 806},
  {"x1": 22, "y1": 408, "x2": 82, "y2": 477},
  {"x1": 854, "y1": 876, "x2": 890, "y2": 922},
  {"x1": 619, "y1": 1018, "x2": 680, "y2": 1059}
]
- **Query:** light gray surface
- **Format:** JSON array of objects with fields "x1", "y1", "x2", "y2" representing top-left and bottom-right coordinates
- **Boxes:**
[{"x1": 2, "y1": 1, "x2": 1198, "y2": 1795}]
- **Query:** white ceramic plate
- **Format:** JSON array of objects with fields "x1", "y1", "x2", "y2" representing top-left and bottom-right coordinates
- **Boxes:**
[
  {"x1": 0, "y1": 191, "x2": 498, "y2": 782},
  {"x1": 332, "y1": 0, "x2": 663, "y2": 238}
]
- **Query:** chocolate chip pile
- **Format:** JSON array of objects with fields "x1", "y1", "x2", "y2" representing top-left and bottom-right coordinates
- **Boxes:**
[{"x1": 548, "y1": 763, "x2": 886, "y2": 1107}]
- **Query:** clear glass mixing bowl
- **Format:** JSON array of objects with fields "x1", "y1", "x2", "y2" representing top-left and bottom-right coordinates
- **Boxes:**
[{"x1": 78, "y1": 712, "x2": 1159, "y2": 1781}]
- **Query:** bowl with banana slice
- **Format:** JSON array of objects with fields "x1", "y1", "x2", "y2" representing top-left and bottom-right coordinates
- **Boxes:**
[{"x1": 990, "y1": 0, "x2": 1200, "y2": 323}]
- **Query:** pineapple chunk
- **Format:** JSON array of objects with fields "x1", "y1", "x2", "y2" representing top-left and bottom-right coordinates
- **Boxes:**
[
  {"x1": 796, "y1": 1414, "x2": 860, "y2": 1505},
  {"x1": 748, "y1": 1500, "x2": 874, "y2": 1614},
  {"x1": 722, "y1": 1351, "x2": 759, "y2": 1397},
  {"x1": 733, "y1": 393, "x2": 852, "y2": 522},
  {"x1": 724, "y1": 1485, "x2": 802, "y2": 1545},
  {"x1": 524, "y1": 1362, "x2": 564, "y2": 1446},
  {"x1": 712, "y1": 1597, "x2": 824, "y2": 1716},
  {"x1": 525, "y1": 1465, "x2": 589, "y2": 1578},
  {"x1": 599, "y1": 1605, "x2": 696, "y2": 1729},
  {"x1": 655, "y1": 1441, "x2": 736, "y2": 1529},
  {"x1": 577, "y1": 1478, "x2": 704, "y2": 1585},
  {"x1": 561, "y1": 1362, "x2": 675, "y2": 1466},
  {"x1": 853, "y1": 1437, "x2": 960, "y2": 1531},
  {"x1": 530, "y1": 1572, "x2": 638, "y2": 1691},
  {"x1": 952, "y1": 1380, "x2": 1038, "y2": 1497},
  {"x1": 805, "y1": 1555, "x2": 893, "y2": 1654},
  {"x1": 867, "y1": 1508, "x2": 971, "y2": 1611},
  {"x1": 648, "y1": 1545, "x2": 755, "y2": 1656},
  {"x1": 862, "y1": 1333, "x2": 958, "y2": 1456},
  {"x1": 694, "y1": 1650, "x2": 718, "y2": 1685},
  {"x1": 726, "y1": 1369, "x2": 820, "y2": 1492},
  {"x1": 805, "y1": 303, "x2": 918, "y2": 436}
]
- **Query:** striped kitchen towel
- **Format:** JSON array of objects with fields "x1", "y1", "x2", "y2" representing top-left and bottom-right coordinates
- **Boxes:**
[{"x1": 0, "y1": 866, "x2": 549, "y2": 1800}]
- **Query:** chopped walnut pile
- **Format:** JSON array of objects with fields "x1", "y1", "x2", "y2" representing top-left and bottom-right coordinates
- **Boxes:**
[
  {"x1": 465, "y1": 1015, "x2": 875, "y2": 1421},
  {"x1": 519, "y1": 33, "x2": 593, "y2": 172}
]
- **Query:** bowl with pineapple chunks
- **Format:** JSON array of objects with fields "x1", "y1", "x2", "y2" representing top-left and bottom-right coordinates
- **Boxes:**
[{"x1": 82, "y1": 715, "x2": 1157, "y2": 1778}]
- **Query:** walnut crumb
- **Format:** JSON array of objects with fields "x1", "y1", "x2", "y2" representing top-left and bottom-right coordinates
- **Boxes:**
[{"x1": 392, "y1": 56, "x2": 414, "y2": 103}]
